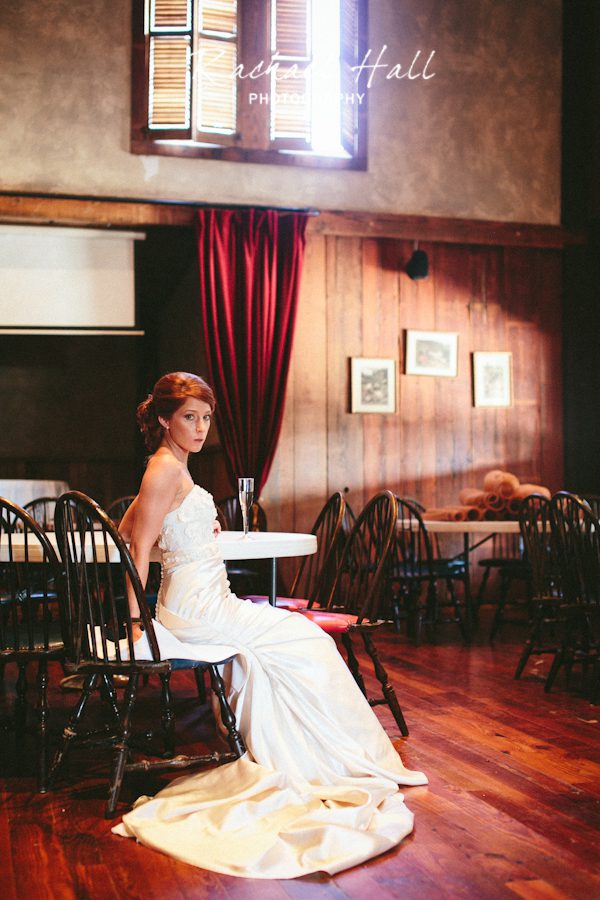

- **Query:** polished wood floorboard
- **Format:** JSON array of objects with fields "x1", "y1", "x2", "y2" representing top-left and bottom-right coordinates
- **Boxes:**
[{"x1": 1, "y1": 609, "x2": 599, "y2": 899}]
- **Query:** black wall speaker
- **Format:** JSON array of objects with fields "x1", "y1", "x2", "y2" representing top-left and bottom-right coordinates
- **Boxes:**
[{"x1": 406, "y1": 249, "x2": 429, "y2": 280}]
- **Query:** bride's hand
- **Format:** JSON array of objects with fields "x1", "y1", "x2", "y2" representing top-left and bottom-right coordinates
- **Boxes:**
[
  {"x1": 131, "y1": 621, "x2": 145, "y2": 643},
  {"x1": 213, "y1": 519, "x2": 222, "y2": 537}
]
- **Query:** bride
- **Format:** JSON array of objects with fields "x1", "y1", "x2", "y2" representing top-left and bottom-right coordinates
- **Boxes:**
[{"x1": 114, "y1": 372, "x2": 427, "y2": 879}]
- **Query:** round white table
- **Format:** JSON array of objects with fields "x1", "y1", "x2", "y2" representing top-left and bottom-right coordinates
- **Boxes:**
[{"x1": 170, "y1": 531, "x2": 318, "y2": 605}]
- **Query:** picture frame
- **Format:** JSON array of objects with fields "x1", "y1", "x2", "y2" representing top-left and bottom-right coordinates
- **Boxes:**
[
  {"x1": 350, "y1": 357, "x2": 396, "y2": 413},
  {"x1": 473, "y1": 351, "x2": 513, "y2": 407},
  {"x1": 405, "y1": 330, "x2": 459, "y2": 377}
]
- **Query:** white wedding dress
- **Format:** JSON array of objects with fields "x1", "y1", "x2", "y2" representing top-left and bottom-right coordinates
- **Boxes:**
[{"x1": 113, "y1": 485, "x2": 427, "y2": 879}]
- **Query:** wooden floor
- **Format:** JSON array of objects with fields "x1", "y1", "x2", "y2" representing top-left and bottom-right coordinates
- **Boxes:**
[{"x1": 1, "y1": 608, "x2": 599, "y2": 900}]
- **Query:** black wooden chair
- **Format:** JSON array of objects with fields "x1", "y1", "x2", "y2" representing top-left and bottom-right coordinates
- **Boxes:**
[
  {"x1": 476, "y1": 532, "x2": 531, "y2": 639},
  {"x1": 391, "y1": 497, "x2": 471, "y2": 644},
  {"x1": 23, "y1": 496, "x2": 58, "y2": 532},
  {"x1": 49, "y1": 491, "x2": 245, "y2": 817},
  {"x1": 297, "y1": 491, "x2": 409, "y2": 736},
  {"x1": 0, "y1": 498, "x2": 65, "y2": 791},
  {"x1": 547, "y1": 491, "x2": 600, "y2": 698},
  {"x1": 514, "y1": 495, "x2": 563, "y2": 679},
  {"x1": 244, "y1": 492, "x2": 346, "y2": 610},
  {"x1": 106, "y1": 495, "x2": 135, "y2": 526},
  {"x1": 216, "y1": 495, "x2": 267, "y2": 532}
]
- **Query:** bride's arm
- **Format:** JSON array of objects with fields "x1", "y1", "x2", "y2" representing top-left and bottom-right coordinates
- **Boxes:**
[
  {"x1": 126, "y1": 460, "x2": 179, "y2": 632},
  {"x1": 118, "y1": 496, "x2": 138, "y2": 541}
]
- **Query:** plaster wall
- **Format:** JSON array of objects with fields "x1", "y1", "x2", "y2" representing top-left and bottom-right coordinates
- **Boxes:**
[{"x1": 0, "y1": 0, "x2": 561, "y2": 223}]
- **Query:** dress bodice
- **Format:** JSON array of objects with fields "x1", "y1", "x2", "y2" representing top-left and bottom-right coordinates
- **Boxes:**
[{"x1": 158, "y1": 485, "x2": 220, "y2": 573}]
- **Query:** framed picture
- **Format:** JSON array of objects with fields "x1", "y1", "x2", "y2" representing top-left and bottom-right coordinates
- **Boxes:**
[
  {"x1": 350, "y1": 357, "x2": 396, "y2": 413},
  {"x1": 405, "y1": 330, "x2": 459, "y2": 377},
  {"x1": 473, "y1": 352, "x2": 513, "y2": 407}
]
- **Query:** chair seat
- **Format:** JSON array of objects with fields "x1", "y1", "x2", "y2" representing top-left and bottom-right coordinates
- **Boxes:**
[
  {"x1": 392, "y1": 559, "x2": 466, "y2": 581},
  {"x1": 297, "y1": 609, "x2": 359, "y2": 633},
  {"x1": 243, "y1": 594, "x2": 309, "y2": 610},
  {"x1": 479, "y1": 557, "x2": 528, "y2": 571}
]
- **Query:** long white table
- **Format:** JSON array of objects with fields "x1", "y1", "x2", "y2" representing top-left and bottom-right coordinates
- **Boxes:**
[
  {"x1": 420, "y1": 520, "x2": 520, "y2": 535},
  {"x1": 1, "y1": 531, "x2": 317, "y2": 607},
  {"x1": 0, "y1": 479, "x2": 69, "y2": 507}
]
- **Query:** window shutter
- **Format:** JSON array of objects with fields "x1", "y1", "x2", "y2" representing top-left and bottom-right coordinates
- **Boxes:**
[
  {"x1": 147, "y1": 0, "x2": 192, "y2": 136},
  {"x1": 149, "y1": 37, "x2": 191, "y2": 128},
  {"x1": 273, "y1": 0, "x2": 308, "y2": 56},
  {"x1": 196, "y1": 0, "x2": 238, "y2": 138},
  {"x1": 199, "y1": 0, "x2": 237, "y2": 34},
  {"x1": 197, "y1": 38, "x2": 237, "y2": 132},
  {"x1": 151, "y1": 0, "x2": 191, "y2": 29},
  {"x1": 270, "y1": 0, "x2": 311, "y2": 147},
  {"x1": 339, "y1": 0, "x2": 365, "y2": 157}
]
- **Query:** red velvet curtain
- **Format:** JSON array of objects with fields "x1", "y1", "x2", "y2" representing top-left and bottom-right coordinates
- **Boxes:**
[{"x1": 196, "y1": 208, "x2": 308, "y2": 495}]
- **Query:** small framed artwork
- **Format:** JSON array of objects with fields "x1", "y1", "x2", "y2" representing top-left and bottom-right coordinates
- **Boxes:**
[
  {"x1": 473, "y1": 352, "x2": 513, "y2": 407},
  {"x1": 351, "y1": 357, "x2": 396, "y2": 413},
  {"x1": 405, "y1": 330, "x2": 459, "y2": 377}
]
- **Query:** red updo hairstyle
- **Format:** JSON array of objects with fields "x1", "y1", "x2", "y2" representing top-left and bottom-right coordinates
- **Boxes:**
[{"x1": 136, "y1": 372, "x2": 216, "y2": 453}]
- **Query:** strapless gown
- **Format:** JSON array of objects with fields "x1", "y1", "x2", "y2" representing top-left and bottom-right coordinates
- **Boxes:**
[{"x1": 113, "y1": 485, "x2": 427, "y2": 879}]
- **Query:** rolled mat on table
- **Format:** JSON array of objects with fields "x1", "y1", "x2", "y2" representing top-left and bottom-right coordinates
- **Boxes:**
[
  {"x1": 421, "y1": 471, "x2": 552, "y2": 523},
  {"x1": 458, "y1": 488, "x2": 487, "y2": 508},
  {"x1": 483, "y1": 492, "x2": 505, "y2": 511},
  {"x1": 513, "y1": 483, "x2": 551, "y2": 500},
  {"x1": 482, "y1": 470, "x2": 520, "y2": 499},
  {"x1": 422, "y1": 505, "x2": 483, "y2": 522}
]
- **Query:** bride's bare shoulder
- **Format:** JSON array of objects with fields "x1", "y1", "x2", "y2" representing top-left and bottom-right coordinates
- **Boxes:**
[{"x1": 141, "y1": 451, "x2": 183, "y2": 495}]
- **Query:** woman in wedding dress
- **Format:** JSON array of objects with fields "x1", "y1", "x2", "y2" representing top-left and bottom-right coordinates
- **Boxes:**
[{"x1": 113, "y1": 372, "x2": 427, "y2": 879}]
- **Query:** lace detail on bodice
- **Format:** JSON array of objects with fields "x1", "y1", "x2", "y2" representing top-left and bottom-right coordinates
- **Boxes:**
[{"x1": 158, "y1": 485, "x2": 221, "y2": 573}]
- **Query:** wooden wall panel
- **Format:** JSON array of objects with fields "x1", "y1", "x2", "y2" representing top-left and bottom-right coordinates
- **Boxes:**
[
  {"x1": 266, "y1": 235, "x2": 564, "y2": 531},
  {"x1": 326, "y1": 237, "x2": 366, "y2": 512},
  {"x1": 361, "y1": 240, "x2": 402, "y2": 501}
]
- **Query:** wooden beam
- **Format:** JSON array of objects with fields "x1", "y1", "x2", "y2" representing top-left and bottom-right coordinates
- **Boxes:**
[
  {"x1": 311, "y1": 210, "x2": 584, "y2": 248},
  {"x1": 0, "y1": 192, "x2": 584, "y2": 248},
  {"x1": 0, "y1": 193, "x2": 194, "y2": 228}
]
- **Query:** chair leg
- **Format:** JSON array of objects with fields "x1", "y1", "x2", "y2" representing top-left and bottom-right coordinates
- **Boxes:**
[
  {"x1": 105, "y1": 674, "x2": 139, "y2": 818},
  {"x1": 450, "y1": 578, "x2": 472, "y2": 644},
  {"x1": 489, "y1": 570, "x2": 512, "y2": 641},
  {"x1": 341, "y1": 632, "x2": 368, "y2": 697},
  {"x1": 194, "y1": 666, "x2": 207, "y2": 703},
  {"x1": 159, "y1": 672, "x2": 175, "y2": 758},
  {"x1": 424, "y1": 582, "x2": 439, "y2": 644},
  {"x1": 489, "y1": 600, "x2": 506, "y2": 642},
  {"x1": 590, "y1": 662, "x2": 600, "y2": 705},
  {"x1": 100, "y1": 674, "x2": 121, "y2": 723},
  {"x1": 476, "y1": 567, "x2": 491, "y2": 606},
  {"x1": 36, "y1": 660, "x2": 50, "y2": 793},
  {"x1": 15, "y1": 662, "x2": 28, "y2": 774},
  {"x1": 361, "y1": 632, "x2": 409, "y2": 737},
  {"x1": 514, "y1": 637, "x2": 535, "y2": 680},
  {"x1": 545, "y1": 649, "x2": 564, "y2": 693},
  {"x1": 390, "y1": 588, "x2": 403, "y2": 634},
  {"x1": 49, "y1": 673, "x2": 99, "y2": 785},
  {"x1": 209, "y1": 666, "x2": 245, "y2": 757}
]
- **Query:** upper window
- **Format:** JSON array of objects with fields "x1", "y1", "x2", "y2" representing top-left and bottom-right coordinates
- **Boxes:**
[{"x1": 131, "y1": 0, "x2": 368, "y2": 168}]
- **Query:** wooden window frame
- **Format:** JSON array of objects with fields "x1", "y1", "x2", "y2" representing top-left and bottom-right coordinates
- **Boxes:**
[{"x1": 131, "y1": 0, "x2": 368, "y2": 170}]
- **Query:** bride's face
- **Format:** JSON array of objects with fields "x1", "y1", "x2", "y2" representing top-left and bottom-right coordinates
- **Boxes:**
[{"x1": 161, "y1": 398, "x2": 212, "y2": 454}]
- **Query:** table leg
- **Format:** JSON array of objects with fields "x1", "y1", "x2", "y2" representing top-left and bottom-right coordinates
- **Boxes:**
[
  {"x1": 269, "y1": 558, "x2": 277, "y2": 606},
  {"x1": 463, "y1": 533, "x2": 474, "y2": 635}
]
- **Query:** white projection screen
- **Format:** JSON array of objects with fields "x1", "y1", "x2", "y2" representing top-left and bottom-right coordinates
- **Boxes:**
[{"x1": 0, "y1": 225, "x2": 145, "y2": 334}]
